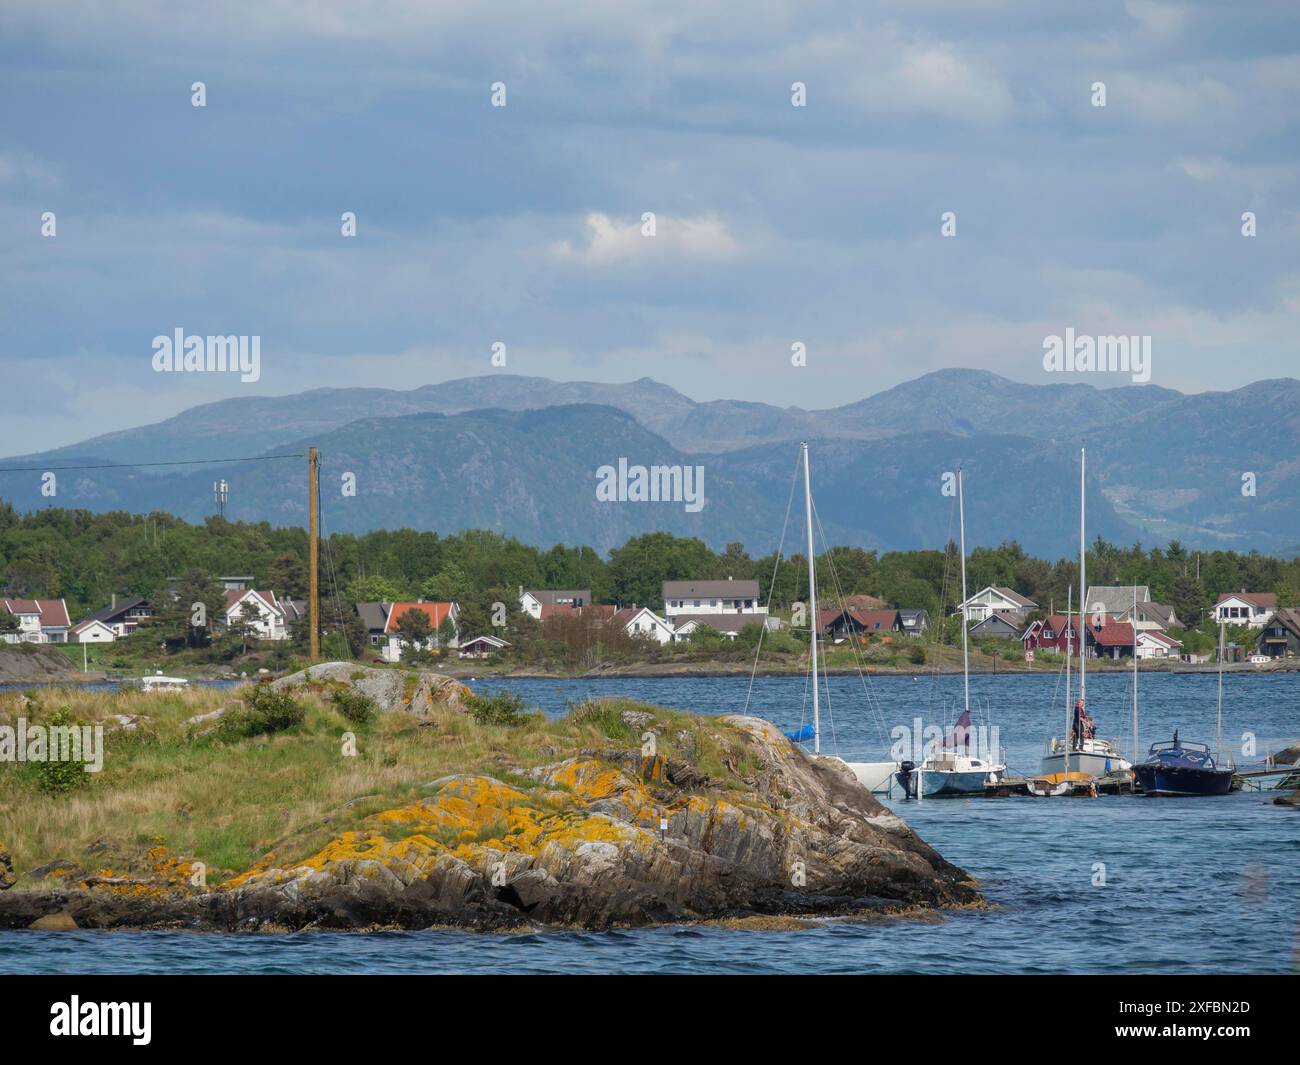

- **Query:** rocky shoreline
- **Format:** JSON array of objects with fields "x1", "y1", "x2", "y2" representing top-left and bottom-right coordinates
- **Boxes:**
[{"x1": 0, "y1": 665, "x2": 979, "y2": 932}]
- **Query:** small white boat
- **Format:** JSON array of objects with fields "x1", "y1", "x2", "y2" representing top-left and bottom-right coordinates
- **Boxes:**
[
  {"x1": 140, "y1": 674, "x2": 190, "y2": 692},
  {"x1": 896, "y1": 751, "x2": 1005, "y2": 799},
  {"x1": 1040, "y1": 736, "x2": 1131, "y2": 779}
]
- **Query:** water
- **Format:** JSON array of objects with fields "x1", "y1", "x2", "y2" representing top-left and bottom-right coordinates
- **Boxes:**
[{"x1": 4, "y1": 671, "x2": 1298, "y2": 974}]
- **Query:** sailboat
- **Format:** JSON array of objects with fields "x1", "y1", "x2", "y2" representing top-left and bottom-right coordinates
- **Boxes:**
[
  {"x1": 1027, "y1": 587, "x2": 1094, "y2": 796},
  {"x1": 1037, "y1": 448, "x2": 1132, "y2": 782},
  {"x1": 895, "y1": 467, "x2": 1006, "y2": 799},
  {"x1": 1134, "y1": 623, "x2": 1235, "y2": 796}
]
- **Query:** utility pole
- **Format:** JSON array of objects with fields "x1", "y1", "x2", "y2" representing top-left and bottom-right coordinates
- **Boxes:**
[{"x1": 308, "y1": 447, "x2": 320, "y2": 661}]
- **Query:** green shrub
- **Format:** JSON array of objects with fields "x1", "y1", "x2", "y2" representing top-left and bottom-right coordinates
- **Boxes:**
[
  {"x1": 34, "y1": 706, "x2": 90, "y2": 795},
  {"x1": 331, "y1": 687, "x2": 378, "y2": 725},
  {"x1": 565, "y1": 699, "x2": 635, "y2": 741},
  {"x1": 464, "y1": 690, "x2": 528, "y2": 726},
  {"x1": 217, "y1": 685, "x2": 306, "y2": 740}
]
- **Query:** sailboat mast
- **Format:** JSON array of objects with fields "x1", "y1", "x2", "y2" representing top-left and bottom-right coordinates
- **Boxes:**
[
  {"x1": 1079, "y1": 448, "x2": 1087, "y2": 714},
  {"x1": 1132, "y1": 584, "x2": 1139, "y2": 762},
  {"x1": 1216, "y1": 621, "x2": 1225, "y2": 755},
  {"x1": 958, "y1": 468, "x2": 970, "y2": 718},
  {"x1": 1064, "y1": 586, "x2": 1072, "y2": 773},
  {"x1": 802, "y1": 442, "x2": 820, "y2": 754}
]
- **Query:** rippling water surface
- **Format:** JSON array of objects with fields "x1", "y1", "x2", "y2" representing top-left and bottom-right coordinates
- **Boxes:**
[{"x1": 4, "y1": 671, "x2": 1298, "y2": 974}]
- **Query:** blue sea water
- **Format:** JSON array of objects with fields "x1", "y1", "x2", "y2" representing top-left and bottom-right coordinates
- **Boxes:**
[{"x1": 3, "y1": 671, "x2": 1298, "y2": 974}]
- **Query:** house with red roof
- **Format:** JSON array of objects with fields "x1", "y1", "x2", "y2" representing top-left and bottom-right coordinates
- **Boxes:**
[
  {"x1": 611, "y1": 606, "x2": 674, "y2": 645},
  {"x1": 1020, "y1": 613, "x2": 1082, "y2": 655},
  {"x1": 381, "y1": 600, "x2": 459, "y2": 661},
  {"x1": 816, "y1": 608, "x2": 902, "y2": 640},
  {"x1": 1213, "y1": 591, "x2": 1279, "y2": 629},
  {"x1": 1135, "y1": 629, "x2": 1183, "y2": 660},
  {"x1": 1, "y1": 598, "x2": 71, "y2": 644},
  {"x1": 1084, "y1": 616, "x2": 1137, "y2": 659}
]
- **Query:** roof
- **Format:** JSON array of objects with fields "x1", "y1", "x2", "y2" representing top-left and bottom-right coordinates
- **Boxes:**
[
  {"x1": 1124, "y1": 600, "x2": 1178, "y2": 628},
  {"x1": 523, "y1": 589, "x2": 591, "y2": 605},
  {"x1": 355, "y1": 601, "x2": 389, "y2": 632},
  {"x1": 818, "y1": 608, "x2": 900, "y2": 632},
  {"x1": 75, "y1": 596, "x2": 150, "y2": 628},
  {"x1": 1214, "y1": 591, "x2": 1278, "y2": 608},
  {"x1": 971, "y1": 610, "x2": 1023, "y2": 632},
  {"x1": 612, "y1": 606, "x2": 666, "y2": 627},
  {"x1": 70, "y1": 618, "x2": 117, "y2": 636},
  {"x1": 538, "y1": 603, "x2": 616, "y2": 621},
  {"x1": 1260, "y1": 608, "x2": 1300, "y2": 640},
  {"x1": 224, "y1": 589, "x2": 279, "y2": 613},
  {"x1": 1, "y1": 598, "x2": 70, "y2": 628},
  {"x1": 1085, "y1": 586, "x2": 1150, "y2": 614},
  {"x1": 385, "y1": 601, "x2": 456, "y2": 633},
  {"x1": 1088, "y1": 618, "x2": 1137, "y2": 646},
  {"x1": 1138, "y1": 629, "x2": 1183, "y2": 648},
  {"x1": 842, "y1": 594, "x2": 887, "y2": 611},
  {"x1": 958, "y1": 586, "x2": 1036, "y2": 610},
  {"x1": 662, "y1": 579, "x2": 760, "y2": 599},
  {"x1": 460, "y1": 634, "x2": 510, "y2": 649}
]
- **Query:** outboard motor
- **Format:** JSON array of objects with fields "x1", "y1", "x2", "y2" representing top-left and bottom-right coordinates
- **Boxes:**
[{"x1": 898, "y1": 760, "x2": 916, "y2": 797}]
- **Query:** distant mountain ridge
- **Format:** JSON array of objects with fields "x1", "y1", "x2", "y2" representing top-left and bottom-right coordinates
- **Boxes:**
[{"x1": 3, "y1": 369, "x2": 1298, "y2": 555}]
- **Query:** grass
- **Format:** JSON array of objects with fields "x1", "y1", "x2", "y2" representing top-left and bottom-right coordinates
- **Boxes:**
[{"x1": 0, "y1": 683, "x2": 760, "y2": 888}]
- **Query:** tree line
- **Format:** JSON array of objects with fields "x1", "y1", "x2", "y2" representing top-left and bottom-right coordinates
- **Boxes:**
[{"x1": 3, "y1": 502, "x2": 1298, "y2": 643}]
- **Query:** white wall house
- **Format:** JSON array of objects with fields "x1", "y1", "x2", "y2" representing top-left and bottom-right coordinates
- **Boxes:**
[
  {"x1": 661, "y1": 579, "x2": 766, "y2": 622},
  {"x1": 1213, "y1": 592, "x2": 1277, "y2": 629},
  {"x1": 1135, "y1": 630, "x2": 1182, "y2": 660},
  {"x1": 954, "y1": 586, "x2": 1037, "y2": 624},
  {"x1": 381, "y1": 601, "x2": 459, "y2": 662},
  {"x1": 1, "y1": 599, "x2": 71, "y2": 644},
  {"x1": 70, "y1": 619, "x2": 118, "y2": 643},
  {"x1": 519, "y1": 589, "x2": 591, "y2": 620},
  {"x1": 613, "y1": 606, "x2": 674, "y2": 645},
  {"x1": 222, "y1": 590, "x2": 294, "y2": 641}
]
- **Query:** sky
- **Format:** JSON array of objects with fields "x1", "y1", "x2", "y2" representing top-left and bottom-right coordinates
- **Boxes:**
[{"x1": 1, "y1": 0, "x2": 1298, "y2": 450}]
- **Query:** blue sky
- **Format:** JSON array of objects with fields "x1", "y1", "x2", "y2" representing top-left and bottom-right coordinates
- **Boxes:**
[{"x1": 1, "y1": 0, "x2": 1297, "y2": 449}]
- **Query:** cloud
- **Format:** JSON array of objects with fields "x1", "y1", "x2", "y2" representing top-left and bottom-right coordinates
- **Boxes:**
[{"x1": 550, "y1": 212, "x2": 740, "y2": 264}]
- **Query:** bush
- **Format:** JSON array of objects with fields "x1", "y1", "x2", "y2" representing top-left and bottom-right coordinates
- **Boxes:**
[
  {"x1": 331, "y1": 687, "x2": 378, "y2": 725},
  {"x1": 34, "y1": 706, "x2": 90, "y2": 794},
  {"x1": 566, "y1": 698, "x2": 634, "y2": 741},
  {"x1": 217, "y1": 685, "x2": 306, "y2": 740},
  {"x1": 464, "y1": 690, "x2": 528, "y2": 726}
]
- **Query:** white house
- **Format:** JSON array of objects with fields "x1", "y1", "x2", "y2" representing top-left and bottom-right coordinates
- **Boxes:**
[
  {"x1": 70, "y1": 619, "x2": 118, "y2": 643},
  {"x1": 1213, "y1": 591, "x2": 1278, "y2": 629},
  {"x1": 222, "y1": 589, "x2": 299, "y2": 641},
  {"x1": 1, "y1": 599, "x2": 71, "y2": 644},
  {"x1": 1135, "y1": 630, "x2": 1183, "y2": 660},
  {"x1": 954, "y1": 586, "x2": 1037, "y2": 624},
  {"x1": 519, "y1": 588, "x2": 591, "y2": 620},
  {"x1": 381, "y1": 600, "x2": 459, "y2": 662},
  {"x1": 661, "y1": 579, "x2": 767, "y2": 622},
  {"x1": 612, "y1": 606, "x2": 674, "y2": 645}
]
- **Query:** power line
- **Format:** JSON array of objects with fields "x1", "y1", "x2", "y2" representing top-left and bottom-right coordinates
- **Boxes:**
[{"x1": 0, "y1": 453, "x2": 306, "y2": 474}]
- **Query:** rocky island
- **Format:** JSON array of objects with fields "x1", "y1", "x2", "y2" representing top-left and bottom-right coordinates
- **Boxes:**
[{"x1": 0, "y1": 665, "x2": 979, "y2": 932}]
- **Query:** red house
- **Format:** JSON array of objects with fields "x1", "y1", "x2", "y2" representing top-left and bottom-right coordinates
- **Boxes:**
[{"x1": 1020, "y1": 614, "x2": 1081, "y2": 655}]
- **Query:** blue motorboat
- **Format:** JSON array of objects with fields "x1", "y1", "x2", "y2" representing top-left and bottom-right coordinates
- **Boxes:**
[{"x1": 1133, "y1": 732, "x2": 1234, "y2": 797}]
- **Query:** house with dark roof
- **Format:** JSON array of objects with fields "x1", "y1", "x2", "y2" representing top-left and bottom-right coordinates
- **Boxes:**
[
  {"x1": 816, "y1": 608, "x2": 901, "y2": 640},
  {"x1": 898, "y1": 608, "x2": 929, "y2": 635},
  {"x1": 1136, "y1": 629, "x2": 1183, "y2": 660},
  {"x1": 458, "y1": 634, "x2": 511, "y2": 659},
  {"x1": 519, "y1": 589, "x2": 591, "y2": 619},
  {"x1": 1255, "y1": 608, "x2": 1300, "y2": 659},
  {"x1": 661, "y1": 578, "x2": 766, "y2": 623},
  {"x1": 969, "y1": 610, "x2": 1024, "y2": 640},
  {"x1": 1, "y1": 598, "x2": 71, "y2": 644},
  {"x1": 1213, "y1": 591, "x2": 1278, "y2": 629},
  {"x1": 1117, "y1": 600, "x2": 1181, "y2": 631},
  {"x1": 69, "y1": 596, "x2": 155, "y2": 644},
  {"x1": 955, "y1": 586, "x2": 1037, "y2": 624}
]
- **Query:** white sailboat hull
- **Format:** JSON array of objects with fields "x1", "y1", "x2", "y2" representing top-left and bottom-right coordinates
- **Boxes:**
[{"x1": 1039, "y1": 744, "x2": 1131, "y2": 779}]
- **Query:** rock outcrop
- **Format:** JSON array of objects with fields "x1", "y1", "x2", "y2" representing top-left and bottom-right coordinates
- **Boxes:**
[
  {"x1": 0, "y1": 709, "x2": 977, "y2": 932},
  {"x1": 270, "y1": 661, "x2": 468, "y2": 717}
]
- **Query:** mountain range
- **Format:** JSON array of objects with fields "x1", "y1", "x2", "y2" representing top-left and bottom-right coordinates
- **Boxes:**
[{"x1": 4, "y1": 369, "x2": 1298, "y2": 557}]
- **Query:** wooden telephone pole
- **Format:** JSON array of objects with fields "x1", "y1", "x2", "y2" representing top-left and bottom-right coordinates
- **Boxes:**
[{"x1": 308, "y1": 447, "x2": 320, "y2": 660}]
